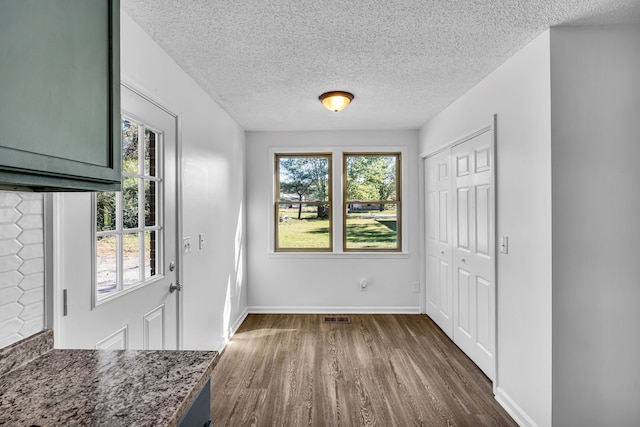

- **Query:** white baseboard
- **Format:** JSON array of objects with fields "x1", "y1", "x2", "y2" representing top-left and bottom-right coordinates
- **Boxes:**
[
  {"x1": 495, "y1": 387, "x2": 538, "y2": 427},
  {"x1": 247, "y1": 306, "x2": 421, "y2": 314},
  {"x1": 215, "y1": 308, "x2": 249, "y2": 353},
  {"x1": 231, "y1": 308, "x2": 249, "y2": 334}
]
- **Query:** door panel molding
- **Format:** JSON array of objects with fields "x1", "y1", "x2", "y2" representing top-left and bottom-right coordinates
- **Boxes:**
[
  {"x1": 143, "y1": 305, "x2": 165, "y2": 350},
  {"x1": 95, "y1": 325, "x2": 128, "y2": 350}
]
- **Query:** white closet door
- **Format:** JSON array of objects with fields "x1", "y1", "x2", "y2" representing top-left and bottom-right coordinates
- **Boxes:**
[
  {"x1": 451, "y1": 129, "x2": 495, "y2": 380},
  {"x1": 424, "y1": 150, "x2": 453, "y2": 336}
]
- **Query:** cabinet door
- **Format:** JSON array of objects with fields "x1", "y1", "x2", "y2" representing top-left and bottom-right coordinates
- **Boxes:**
[{"x1": 0, "y1": 0, "x2": 120, "y2": 191}]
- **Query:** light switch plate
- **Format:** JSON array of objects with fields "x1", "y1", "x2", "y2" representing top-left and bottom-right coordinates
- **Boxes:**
[{"x1": 199, "y1": 233, "x2": 205, "y2": 250}]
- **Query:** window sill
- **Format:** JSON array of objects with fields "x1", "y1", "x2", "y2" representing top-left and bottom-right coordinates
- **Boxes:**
[{"x1": 268, "y1": 252, "x2": 410, "y2": 260}]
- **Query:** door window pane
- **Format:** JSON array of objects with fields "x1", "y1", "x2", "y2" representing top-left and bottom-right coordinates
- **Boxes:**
[
  {"x1": 96, "y1": 235, "x2": 118, "y2": 297},
  {"x1": 122, "y1": 120, "x2": 139, "y2": 174},
  {"x1": 144, "y1": 129, "x2": 156, "y2": 176},
  {"x1": 144, "y1": 179, "x2": 157, "y2": 227},
  {"x1": 96, "y1": 192, "x2": 116, "y2": 232},
  {"x1": 123, "y1": 232, "x2": 141, "y2": 287},
  {"x1": 145, "y1": 231, "x2": 157, "y2": 280},
  {"x1": 122, "y1": 177, "x2": 139, "y2": 229}
]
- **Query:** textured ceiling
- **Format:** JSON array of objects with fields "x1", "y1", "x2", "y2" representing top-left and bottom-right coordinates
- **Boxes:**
[{"x1": 122, "y1": 0, "x2": 640, "y2": 131}]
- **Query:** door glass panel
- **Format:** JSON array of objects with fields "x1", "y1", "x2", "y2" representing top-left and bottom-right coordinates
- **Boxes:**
[
  {"x1": 144, "y1": 179, "x2": 157, "y2": 227},
  {"x1": 123, "y1": 232, "x2": 141, "y2": 287},
  {"x1": 122, "y1": 177, "x2": 139, "y2": 230},
  {"x1": 145, "y1": 231, "x2": 157, "y2": 280},
  {"x1": 96, "y1": 235, "x2": 118, "y2": 297},
  {"x1": 122, "y1": 120, "x2": 139, "y2": 174},
  {"x1": 96, "y1": 192, "x2": 116, "y2": 232},
  {"x1": 144, "y1": 129, "x2": 156, "y2": 176}
]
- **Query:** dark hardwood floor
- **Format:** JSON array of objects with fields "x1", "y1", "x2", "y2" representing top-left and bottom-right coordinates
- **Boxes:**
[{"x1": 210, "y1": 314, "x2": 516, "y2": 426}]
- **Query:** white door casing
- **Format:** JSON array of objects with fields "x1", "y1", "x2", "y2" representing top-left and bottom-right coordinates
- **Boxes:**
[
  {"x1": 425, "y1": 150, "x2": 453, "y2": 336},
  {"x1": 423, "y1": 123, "x2": 495, "y2": 381},
  {"x1": 54, "y1": 85, "x2": 180, "y2": 350}
]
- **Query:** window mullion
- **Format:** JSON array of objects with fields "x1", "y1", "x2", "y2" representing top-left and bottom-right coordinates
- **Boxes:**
[
  {"x1": 137, "y1": 125, "x2": 146, "y2": 283},
  {"x1": 116, "y1": 189, "x2": 124, "y2": 291}
]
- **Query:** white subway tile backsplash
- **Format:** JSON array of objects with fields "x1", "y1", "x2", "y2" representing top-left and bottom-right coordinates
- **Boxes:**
[
  {"x1": 17, "y1": 229, "x2": 43, "y2": 245},
  {"x1": 0, "y1": 193, "x2": 20, "y2": 207},
  {"x1": 0, "y1": 192, "x2": 45, "y2": 349},
  {"x1": 0, "y1": 271, "x2": 22, "y2": 289},
  {"x1": 18, "y1": 259, "x2": 44, "y2": 276},
  {"x1": 17, "y1": 215, "x2": 43, "y2": 230},
  {"x1": 0, "y1": 255, "x2": 22, "y2": 273},
  {"x1": 18, "y1": 244, "x2": 44, "y2": 260},
  {"x1": 18, "y1": 288, "x2": 43, "y2": 306},
  {"x1": 0, "y1": 240, "x2": 22, "y2": 257},
  {"x1": 0, "y1": 208, "x2": 20, "y2": 224},
  {"x1": 0, "y1": 224, "x2": 21, "y2": 240},
  {"x1": 18, "y1": 273, "x2": 44, "y2": 291},
  {"x1": 19, "y1": 302, "x2": 44, "y2": 322},
  {"x1": 16, "y1": 199, "x2": 43, "y2": 215},
  {"x1": 0, "y1": 304, "x2": 22, "y2": 323},
  {"x1": 0, "y1": 287, "x2": 22, "y2": 304},
  {"x1": 19, "y1": 317, "x2": 43, "y2": 336}
]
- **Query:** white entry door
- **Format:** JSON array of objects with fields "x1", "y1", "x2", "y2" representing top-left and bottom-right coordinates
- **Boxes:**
[
  {"x1": 451, "y1": 129, "x2": 495, "y2": 379},
  {"x1": 55, "y1": 85, "x2": 180, "y2": 350},
  {"x1": 425, "y1": 150, "x2": 453, "y2": 336}
]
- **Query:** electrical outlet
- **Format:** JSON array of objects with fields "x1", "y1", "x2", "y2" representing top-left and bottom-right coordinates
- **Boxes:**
[
  {"x1": 199, "y1": 233, "x2": 205, "y2": 250},
  {"x1": 411, "y1": 282, "x2": 420, "y2": 293},
  {"x1": 183, "y1": 237, "x2": 192, "y2": 254}
]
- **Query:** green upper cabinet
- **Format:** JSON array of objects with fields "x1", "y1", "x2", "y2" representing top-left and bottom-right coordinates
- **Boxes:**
[{"x1": 0, "y1": 0, "x2": 121, "y2": 192}]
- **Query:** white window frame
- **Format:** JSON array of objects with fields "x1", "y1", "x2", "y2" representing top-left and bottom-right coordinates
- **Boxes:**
[{"x1": 92, "y1": 115, "x2": 165, "y2": 307}]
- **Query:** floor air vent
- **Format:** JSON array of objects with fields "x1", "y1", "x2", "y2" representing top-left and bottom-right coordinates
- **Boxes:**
[{"x1": 323, "y1": 316, "x2": 351, "y2": 324}]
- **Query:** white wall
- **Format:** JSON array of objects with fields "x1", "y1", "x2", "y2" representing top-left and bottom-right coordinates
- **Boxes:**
[
  {"x1": 419, "y1": 32, "x2": 552, "y2": 426},
  {"x1": 0, "y1": 192, "x2": 45, "y2": 348},
  {"x1": 54, "y1": 12, "x2": 247, "y2": 351},
  {"x1": 550, "y1": 26, "x2": 640, "y2": 426},
  {"x1": 119, "y1": 13, "x2": 247, "y2": 350},
  {"x1": 246, "y1": 130, "x2": 421, "y2": 312}
]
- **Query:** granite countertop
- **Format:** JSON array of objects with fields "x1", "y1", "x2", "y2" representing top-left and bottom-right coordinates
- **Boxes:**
[{"x1": 0, "y1": 331, "x2": 218, "y2": 427}]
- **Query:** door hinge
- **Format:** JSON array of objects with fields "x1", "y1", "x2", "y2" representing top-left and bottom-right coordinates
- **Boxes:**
[{"x1": 63, "y1": 289, "x2": 68, "y2": 316}]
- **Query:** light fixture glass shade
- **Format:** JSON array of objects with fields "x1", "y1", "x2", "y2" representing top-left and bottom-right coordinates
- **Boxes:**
[{"x1": 319, "y1": 91, "x2": 354, "y2": 112}]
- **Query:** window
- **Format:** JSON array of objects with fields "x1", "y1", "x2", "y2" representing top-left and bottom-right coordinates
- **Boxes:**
[
  {"x1": 274, "y1": 154, "x2": 332, "y2": 251},
  {"x1": 273, "y1": 151, "x2": 402, "y2": 253},
  {"x1": 95, "y1": 118, "x2": 162, "y2": 300},
  {"x1": 344, "y1": 153, "x2": 401, "y2": 251}
]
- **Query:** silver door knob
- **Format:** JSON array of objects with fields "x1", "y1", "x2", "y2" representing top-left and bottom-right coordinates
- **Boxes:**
[
  {"x1": 169, "y1": 282, "x2": 183, "y2": 293},
  {"x1": 440, "y1": 250, "x2": 445, "y2": 255},
  {"x1": 461, "y1": 258, "x2": 466, "y2": 263}
]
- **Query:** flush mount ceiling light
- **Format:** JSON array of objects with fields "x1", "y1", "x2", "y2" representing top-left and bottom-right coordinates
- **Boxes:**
[{"x1": 319, "y1": 91, "x2": 354, "y2": 112}]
